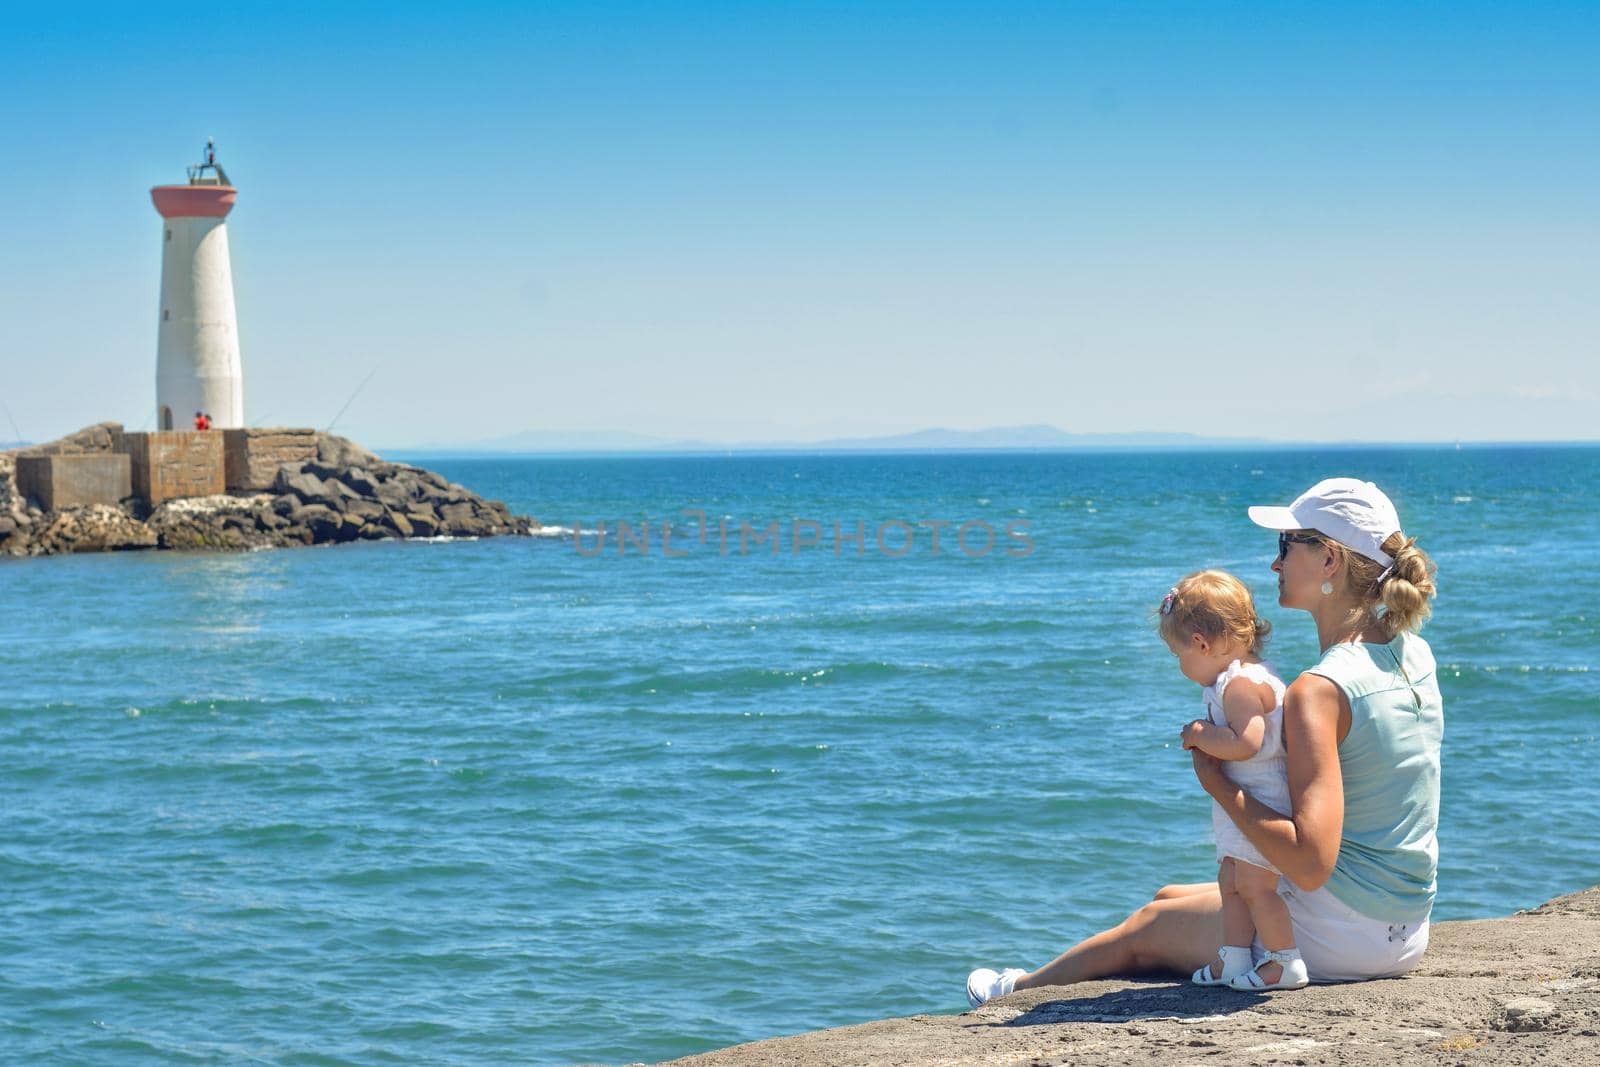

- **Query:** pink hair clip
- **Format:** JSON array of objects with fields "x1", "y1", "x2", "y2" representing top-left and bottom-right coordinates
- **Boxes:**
[{"x1": 1160, "y1": 588, "x2": 1178, "y2": 616}]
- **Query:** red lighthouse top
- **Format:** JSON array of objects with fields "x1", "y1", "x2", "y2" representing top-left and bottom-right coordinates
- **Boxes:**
[{"x1": 151, "y1": 139, "x2": 237, "y2": 218}]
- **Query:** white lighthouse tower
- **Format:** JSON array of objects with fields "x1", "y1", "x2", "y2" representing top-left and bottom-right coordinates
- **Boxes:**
[{"x1": 151, "y1": 140, "x2": 244, "y2": 430}]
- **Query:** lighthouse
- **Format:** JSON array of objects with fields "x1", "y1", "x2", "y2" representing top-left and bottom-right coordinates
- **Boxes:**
[{"x1": 151, "y1": 140, "x2": 244, "y2": 430}]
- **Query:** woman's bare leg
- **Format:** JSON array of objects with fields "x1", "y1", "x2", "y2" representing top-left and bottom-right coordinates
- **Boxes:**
[
  {"x1": 1013, "y1": 883, "x2": 1225, "y2": 991},
  {"x1": 1153, "y1": 882, "x2": 1216, "y2": 901}
]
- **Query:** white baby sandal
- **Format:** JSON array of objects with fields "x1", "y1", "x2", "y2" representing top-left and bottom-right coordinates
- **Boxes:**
[
  {"x1": 1228, "y1": 948, "x2": 1309, "y2": 991},
  {"x1": 1191, "y1": 944, "x2": 1253, "y2": 986}
]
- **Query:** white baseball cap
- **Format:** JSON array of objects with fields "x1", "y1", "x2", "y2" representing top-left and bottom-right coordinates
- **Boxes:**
[{"x1": 1248, "y1": 477, "x2": 1401, "y2": 569}]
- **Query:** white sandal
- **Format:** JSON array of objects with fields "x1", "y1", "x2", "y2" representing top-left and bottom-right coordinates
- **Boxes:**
[
  {"x1": 1191, "y1": 944, "x2": 1252, "y2": 986},
  {"x1": 1228, "y1": 947, "x2": 1309, "y2": 990},
  {"x1": 965, "y1": 967, "x2": 1026, "y2": 1007}
]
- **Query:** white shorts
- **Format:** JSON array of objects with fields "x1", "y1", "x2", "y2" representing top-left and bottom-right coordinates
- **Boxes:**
[{"x1": 1251, "y1": 877, "x2": 1429, "y2": 983}]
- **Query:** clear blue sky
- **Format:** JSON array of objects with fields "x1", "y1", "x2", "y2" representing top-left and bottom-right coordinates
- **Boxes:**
[{"x1": 3, "y1": 1, "x2": 1596, "y2": 446}]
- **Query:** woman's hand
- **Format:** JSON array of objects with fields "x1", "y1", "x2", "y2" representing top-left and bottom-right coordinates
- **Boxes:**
[{"x1": 1191, "y1": 747, "x2": 1229, "y2": 798}]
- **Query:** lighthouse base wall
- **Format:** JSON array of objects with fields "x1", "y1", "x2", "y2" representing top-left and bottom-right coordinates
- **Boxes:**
[
  {"x1": 14, "y1": 454, "x2": 133, "y2": 511},
  {"x1": 223, "y1": 428, "x2": 319, "y2": 491},
  {"x1": 114, "y1": 431, "x2": 226, "y2": 506}
]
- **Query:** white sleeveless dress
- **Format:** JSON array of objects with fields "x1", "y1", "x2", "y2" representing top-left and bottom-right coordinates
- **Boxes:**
[{"x1": 1204, "y1": 659, "x2": 1290, "y2": 873}]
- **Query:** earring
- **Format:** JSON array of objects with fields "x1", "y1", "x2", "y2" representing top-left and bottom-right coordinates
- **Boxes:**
[{"x1": 1320, "y1": 581, "x2": 1334, "y2": 596}]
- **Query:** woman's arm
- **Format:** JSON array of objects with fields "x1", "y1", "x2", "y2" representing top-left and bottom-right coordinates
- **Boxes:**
[{"x1": 1192, "y1": 673, "x2": 1347, "y2": 891}]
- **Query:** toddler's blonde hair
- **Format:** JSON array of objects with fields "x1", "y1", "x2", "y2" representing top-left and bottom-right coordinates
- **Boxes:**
[{"x1": 1158, "y1": 569, "x2": 1271, "y2": 655}]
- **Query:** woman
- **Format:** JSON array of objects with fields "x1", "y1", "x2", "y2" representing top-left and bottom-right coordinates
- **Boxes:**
[{"x1": 967, "y1": 477, "x2": 1442, "y2": 1004}]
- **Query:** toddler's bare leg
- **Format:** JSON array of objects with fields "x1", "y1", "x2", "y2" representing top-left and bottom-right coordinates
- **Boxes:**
[
  {"x1": 1234, "y1": 860, "x2": 1294, "y2": 983},
  {"x1": 1203, "y1": 858, "x2": 1254, "y2": 980}
]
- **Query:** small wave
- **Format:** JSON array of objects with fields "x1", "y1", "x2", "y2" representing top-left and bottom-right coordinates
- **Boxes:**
[
  {"x1": 1453, "y1": 495, "x2": 1474, "y2": 504},
  {"x1": 604, "y1": 660, "x2": 918, "y2": 696},
  {"x1": 1441, "y1": 662, "x2": 1590, "y2": 675}
]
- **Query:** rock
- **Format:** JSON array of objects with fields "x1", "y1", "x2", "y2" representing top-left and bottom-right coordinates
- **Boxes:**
[
  {"x1": 301, "y1": 460, "x2": 345, "y2": 483},
  {"x1": 4, "y1": 421, "x2": 123, "y2": 458},
  {"x1": 343, "y1": 498, "x2": 387, "y2": 523},
  {"x1": 252, "y1": 504, "x2": 288, "y2": 531},
  {"x1": 316, "y1": 478, "x2": 360, "y2": 512},
  {"x1": 438, "y1": 502, "x2": 478, "y2": 528},
  {"x1": 30, "y1": 504, "x2": 157, "y2": 553},
  {"x1": 289, "y1": 503, "x2": 342, "y2": 541},
  {"x1": 373, "y1": 479, "x2": 411, "y2": 509},
  {"x1": 156, "y1": 520, "x2": 242, "y2": 551},
  {"x1": 404, "y1": 509, "x2": 439, "y2": 536},
  {"x1": 338, "y1": 514, "x2": 365, "y2": 542},
  {"x1": 1494, "y1": 995, "x2": 1561, "y2": 1032},
  {"x1": 342, "y1": 467, "x2": 381, "y2": 496},
  {"x1": 438, "y1": 502, "x2": 486, "y2": 534},
  {"x1": 277, "y1": 467, "x2": 327, "y2": 502},
  {"x1": 385, "y1": 510, "x2": 414, "y2": 538},
  {"x1": 315, "y1": 433, "x2": 379, "y2": 470},
  {"x1": 648, "y1": 885, "x2": 1600, "y2": 1067}
]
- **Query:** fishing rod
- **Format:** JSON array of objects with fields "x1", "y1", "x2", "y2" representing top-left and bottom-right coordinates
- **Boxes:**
[
  {"x1": 0, "y1": 397, "x2": 22, "y2": 445},
  {"x1": 324, "y1": 365, "x2": 380, "y2": 434}
]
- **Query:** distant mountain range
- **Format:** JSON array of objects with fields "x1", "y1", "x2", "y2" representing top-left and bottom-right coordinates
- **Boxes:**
[{"x1": 391, "y1": 424, "x2": 1279, "y2": 455}]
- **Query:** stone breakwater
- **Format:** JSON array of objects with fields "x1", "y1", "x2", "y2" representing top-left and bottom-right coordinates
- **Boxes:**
[
  {"x1": 641, "y1": 885, "x2": 1600, "y2": 1067},
  {"x1": 0, "y1": 422, "x2": 536, "y2": 557}
]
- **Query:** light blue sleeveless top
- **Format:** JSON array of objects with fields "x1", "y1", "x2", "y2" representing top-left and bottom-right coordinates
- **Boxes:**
[{"x1": 1306, "y1": 630, "x2": 1443, "y2": 923}]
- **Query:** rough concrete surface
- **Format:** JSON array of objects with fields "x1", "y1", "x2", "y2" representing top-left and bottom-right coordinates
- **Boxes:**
[
  {"x1": 222, "y1": 426, "x2": 319, "y2": 490},
  {"x1": 644, "y1": 885, "x2": 1600, "y2": 1067},
  {"x1": 13, "y1": 453, "x2": 132, "y2": 510}
]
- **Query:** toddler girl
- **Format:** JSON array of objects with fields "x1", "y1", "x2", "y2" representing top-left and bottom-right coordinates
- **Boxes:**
[{"x1": 1160, "y1": 570, "x2": 1308, "y2": 990}]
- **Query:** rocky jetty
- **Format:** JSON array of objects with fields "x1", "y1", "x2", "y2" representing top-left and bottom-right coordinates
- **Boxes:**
[
  {"x1": 1, "y1": 422, "x2": 536, "y2": 557},
  {"x1": 645, "y1": 885, "x2": 1600, "y2": 1067}
]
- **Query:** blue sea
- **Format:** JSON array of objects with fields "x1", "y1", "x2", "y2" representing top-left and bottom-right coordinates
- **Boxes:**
[{"x1": 3, "y1": 445, "x2": 1596, "y2": 1065}]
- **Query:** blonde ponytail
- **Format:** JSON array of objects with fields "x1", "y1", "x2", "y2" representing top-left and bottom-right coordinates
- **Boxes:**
[
  {"x1": 1376, "y1": 533, "x2": 1438, "y2": 638},
  {"x1": 1330, "y1": 530, "x2": 1438, "y2": 638}
]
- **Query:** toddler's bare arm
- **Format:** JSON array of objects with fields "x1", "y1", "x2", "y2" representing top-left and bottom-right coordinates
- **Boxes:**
[{"x1": 1180, "y1": 679, "x2": 1272, "y2": 760}]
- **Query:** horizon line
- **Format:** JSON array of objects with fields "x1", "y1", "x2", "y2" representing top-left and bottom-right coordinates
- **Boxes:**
[{"x1": 382, "y1": 437, "x2": 1600, "y2": 457}]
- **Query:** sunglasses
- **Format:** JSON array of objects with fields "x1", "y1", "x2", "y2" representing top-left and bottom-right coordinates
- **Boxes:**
[{"x1": 1277, "y1": 531, "x2": 1323, "y2": 560}]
